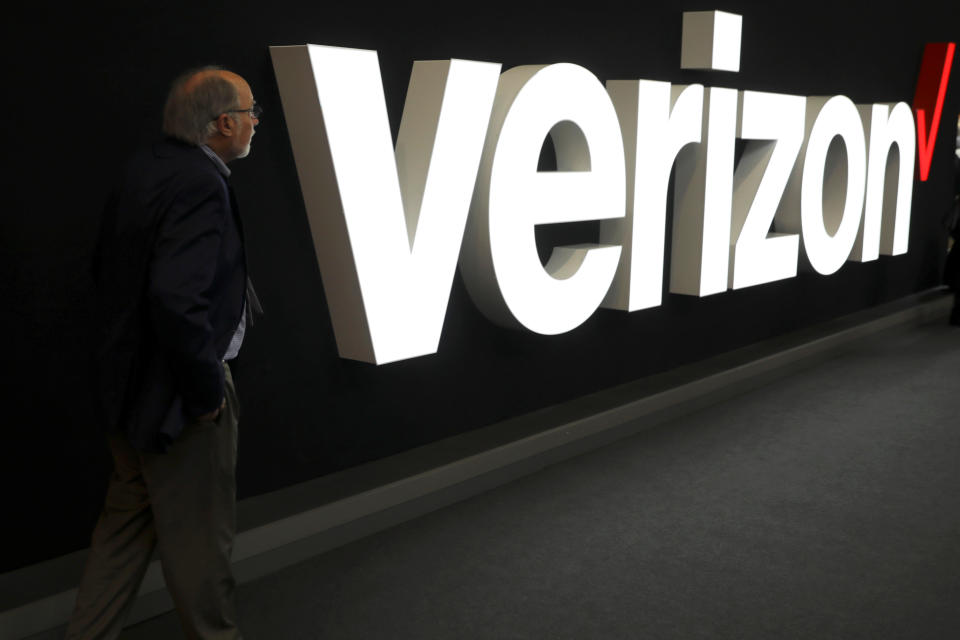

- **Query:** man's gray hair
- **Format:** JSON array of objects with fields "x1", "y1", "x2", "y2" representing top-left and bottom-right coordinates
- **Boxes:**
[{"x1": 162, "y1": 66, "x2": 240, "y2": 145}]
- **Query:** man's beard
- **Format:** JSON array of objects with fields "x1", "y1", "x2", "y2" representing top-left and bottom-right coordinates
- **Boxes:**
[{"x1": 237, "y1": 130, "x2": 254, "y2": 159}]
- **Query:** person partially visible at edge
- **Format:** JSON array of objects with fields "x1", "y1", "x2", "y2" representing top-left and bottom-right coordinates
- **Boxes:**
[
  {"x1": 951, "y1": 140, "x2": 960, "y2": 325},
  {"x1": 65, "y1": 66, "x2": 260, "y2": 640}
]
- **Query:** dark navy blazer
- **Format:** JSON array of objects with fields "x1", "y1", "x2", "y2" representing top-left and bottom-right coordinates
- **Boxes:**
[{"x1": 93, "y1": 139, "x2": 247, "y2": 452}]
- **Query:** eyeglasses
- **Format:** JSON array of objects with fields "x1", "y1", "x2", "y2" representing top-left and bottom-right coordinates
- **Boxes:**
[
  {"x1": 212, "y1": 104, "x2": 263, "y2": 122},
  {"x1": 229, "y1": 104, "x2": 262, "y2": 120}
]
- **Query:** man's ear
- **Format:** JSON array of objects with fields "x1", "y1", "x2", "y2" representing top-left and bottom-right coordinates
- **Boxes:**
[{"x1": 215, "y1": 113, "x2": 235, "y2": 137}]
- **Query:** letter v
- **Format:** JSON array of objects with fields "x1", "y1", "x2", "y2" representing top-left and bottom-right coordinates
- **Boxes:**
[
  {"x1": 913, "y1": 42, "x2": 955, "y2": 182},
  {"x1": 271, "y1": 45, "x2": 501, "y2": 364}
]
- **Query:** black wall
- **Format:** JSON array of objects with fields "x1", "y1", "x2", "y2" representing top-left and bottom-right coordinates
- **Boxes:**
[{"x1": 2, "y1": 0, "x2": 958, "y2": 572}]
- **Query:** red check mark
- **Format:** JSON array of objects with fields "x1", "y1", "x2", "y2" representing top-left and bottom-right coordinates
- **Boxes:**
[{"x1": 913, "y1": 42, "x2": 955, "y2": 182}]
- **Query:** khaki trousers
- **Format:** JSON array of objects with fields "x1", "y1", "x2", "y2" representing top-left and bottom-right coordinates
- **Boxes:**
[{"x1": 66, "y1": 363, "x2": 241, "y2": 640}]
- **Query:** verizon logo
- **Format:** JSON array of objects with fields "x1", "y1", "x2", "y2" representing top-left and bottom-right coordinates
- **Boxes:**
[{"x1": 270, "y1": 11, "x2": 955, "y2": 364}]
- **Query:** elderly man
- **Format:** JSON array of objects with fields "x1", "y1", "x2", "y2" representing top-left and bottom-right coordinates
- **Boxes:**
[{"x1": 66, "y1": 67, "x2": 260, "y2": 639}]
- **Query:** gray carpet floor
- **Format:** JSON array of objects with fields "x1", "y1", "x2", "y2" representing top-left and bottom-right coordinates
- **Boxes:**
[{"x1": 123, "y1": 323, "x2": 960, "y2": 638}]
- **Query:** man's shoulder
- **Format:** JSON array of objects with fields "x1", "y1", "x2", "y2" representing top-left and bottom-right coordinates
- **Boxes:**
[
  {"x1": 124, "y1": 139, "x2": 221, "y2": 185},
  {"x1": 110, "y1": 139, "x2": 227, "y2": 219}
]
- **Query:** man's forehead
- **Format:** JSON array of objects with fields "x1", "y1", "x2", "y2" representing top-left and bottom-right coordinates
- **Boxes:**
[{"x1": 231, "y1": 75, "x2": 254, "y2": 101}]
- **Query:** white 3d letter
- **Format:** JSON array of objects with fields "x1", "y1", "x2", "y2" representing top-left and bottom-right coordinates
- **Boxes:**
[
  {"x1": 460, "y1": 64, "x2": 626, "y2": 334},
  {"x1": 778, "y1": 96, "x2": 867, "y2": 275},
  {"x1": 601, "y1": 81, "x2": 703, "y2": 311},
  {"x1": 270, "y1": 45, "x2": 500, "y2": 364},
  {"x1": 730, "y1": 91, "x2": 805, "y2": 289},
  {"x1": 851, "y1": 102, "x2": 915, "y2": 260},
  {"x1": 670, "y1": 87, "x2": 738, "y2": 296}
]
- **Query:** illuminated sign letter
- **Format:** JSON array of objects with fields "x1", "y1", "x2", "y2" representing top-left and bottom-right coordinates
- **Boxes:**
[
  {"x1": 852, "y1": 102, "x2": 915, "y2": 260},
  {"x1": 778, "y1": 96, "x2": 867, "y2": 275},
  {"x1": 270, "y1": 45, "x2": 501, "y2": 364},
  {"x1": 729, "y1": 91, "x2": 804, "y2": 289},
  {"x1": 460, "y1": 64, "x2": 626, "y2": 334},
  {"x1": 670, "y1": 87, "x2": 738, "y2": 296},
  {"x1": 681, "y1": 10, "x2": 743, "y2": 73},
  {"x1": 601, "y1": 81, "x2": 703, "y2": 311}
]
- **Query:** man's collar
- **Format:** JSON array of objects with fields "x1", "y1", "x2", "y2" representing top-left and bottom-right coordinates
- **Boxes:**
[{"x1": 199, "y1": 144, "x2": 231, "y2": 179}]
